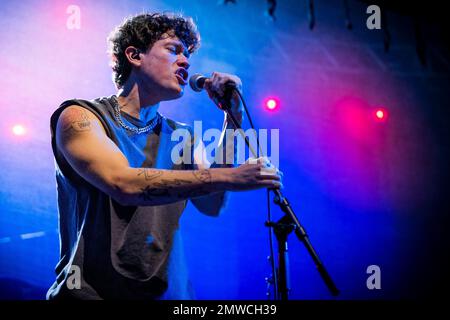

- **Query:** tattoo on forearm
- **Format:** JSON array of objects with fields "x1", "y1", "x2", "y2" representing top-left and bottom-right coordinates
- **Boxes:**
[
  {"x1": 63, "y1": 109, "x2": 91, "y2": 132},
  {"x1": 139, "y1": 184, "x2": 209, "y2": 202},
  {"x1": 193, "y1": 170, "x2": 212, "y2": 184},
  {"x1": 139, "y1": 186, "x2": 171, "y2": 201},
  {"x1": 137, "y1": 168, "x2": 164, "y2": 181},
  {"x1": 138, "y1": 168, "x2": 211, "y2": 203},
  {"x1": 156, "y1": 179, "x2": 193, "y2": 186},
  {"x1": 137, "y1": 169, "x2": 213, "y2": 203}
]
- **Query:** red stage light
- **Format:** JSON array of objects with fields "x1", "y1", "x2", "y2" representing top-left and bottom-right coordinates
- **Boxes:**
[
  {"x1": 265, "y1": 98, "x2": 278, "y2": 111},
  {"x1": 376, "y1": 110, "x2": 384, "y2": 119},
  {"x1": 374, "y1": 108, "x2": 387, "y2": 121}
]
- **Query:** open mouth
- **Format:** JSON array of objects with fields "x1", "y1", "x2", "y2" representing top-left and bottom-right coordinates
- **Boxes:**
[{"x1": 175, "y1": 68, "x2": 188, "y2": 85}]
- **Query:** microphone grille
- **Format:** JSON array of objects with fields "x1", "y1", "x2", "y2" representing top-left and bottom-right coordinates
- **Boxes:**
[{"x1": 189, "y1": 73, "x2": 206, "y2": 92}]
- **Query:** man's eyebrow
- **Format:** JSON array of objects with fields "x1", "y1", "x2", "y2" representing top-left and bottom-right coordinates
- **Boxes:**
[{"x1": 166, "y1": 40, "x2": 185, "y2": 47}]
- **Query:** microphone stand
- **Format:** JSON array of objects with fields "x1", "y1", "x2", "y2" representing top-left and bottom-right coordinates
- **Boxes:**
[{"x1": 220, "y1": 88, "x2": 340, "y2": 299}]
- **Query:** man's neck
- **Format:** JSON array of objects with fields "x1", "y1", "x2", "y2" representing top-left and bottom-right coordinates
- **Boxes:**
[{"x1": 116, "y1": 79, "x2": 160, "y2": 122}]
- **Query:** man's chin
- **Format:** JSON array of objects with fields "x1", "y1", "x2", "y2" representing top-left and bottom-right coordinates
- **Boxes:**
[{"x1": 163, "y1": 88, "x2": 184, "y2": 101}]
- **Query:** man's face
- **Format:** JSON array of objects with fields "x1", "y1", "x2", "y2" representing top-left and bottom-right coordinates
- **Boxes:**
[{"x1": 137, "y1": 34, "x2": 190, "y2": 102}]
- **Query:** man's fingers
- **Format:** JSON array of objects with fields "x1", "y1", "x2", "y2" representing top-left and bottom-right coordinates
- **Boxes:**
[
  {"x1": 209, "y1": 73, "x2": 225, "y2": 97},
  {"x1": 260, "y1": 180, "x2": 283, "y2": 189},
  {"x1": 253, "y1": 156, "x2": 273, "y2": 168},
  {"x1": 247, "y1": 157, "x2": 267, "y2": 165},
  {"x1": 258, "y1": 169, "x2": 281, "y2": 180},
  {"x1": 260, "y1": 167, "x2": 278, "y2": 176},
  {"x1": 203, "y1": 80, "x2": 215, "y2": 99},
  {"x1": 269, "y1": 181, "x2": 283, "y2": 190}
]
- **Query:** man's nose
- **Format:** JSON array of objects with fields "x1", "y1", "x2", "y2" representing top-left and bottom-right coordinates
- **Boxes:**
[{"x1": 177, "y1": 56, "x2": 190, "y2": 70}]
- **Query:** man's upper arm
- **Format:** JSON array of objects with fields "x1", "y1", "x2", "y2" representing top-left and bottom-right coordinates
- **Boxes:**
[{"x1": 55, "y1": 105, "x2": 129, "y2": 199}]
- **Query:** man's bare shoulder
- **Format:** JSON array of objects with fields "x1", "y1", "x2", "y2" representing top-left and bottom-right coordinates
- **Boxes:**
[{"x1": 56, "y1": 105, "x2": 105, "y2": 138}]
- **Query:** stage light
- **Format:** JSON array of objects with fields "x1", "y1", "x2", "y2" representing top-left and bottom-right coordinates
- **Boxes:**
[
  {"x1": 12, "y1": 124, "x2": 27, "y2": 136},
  {"x1": 265, "y1": 98, "x2": 279, "y2": 111},
  {"x1": 376, "y1": 110, "x2": 384, "y2": 119},
  {"x1": 374, "y1": 108, "x2": 387, "y2": 121}
]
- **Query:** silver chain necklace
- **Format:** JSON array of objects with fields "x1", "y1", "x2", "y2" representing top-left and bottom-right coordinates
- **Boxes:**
[{"x1": 111, "y1": 96, "x2": 161, "y2": 134}]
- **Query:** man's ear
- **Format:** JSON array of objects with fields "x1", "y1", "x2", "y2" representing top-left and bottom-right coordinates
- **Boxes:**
[{"x1": 124, "y1": 47, "x2": 141, "y2": 66}]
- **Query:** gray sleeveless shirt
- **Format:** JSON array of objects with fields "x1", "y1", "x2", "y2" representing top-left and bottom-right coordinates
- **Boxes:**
[{"x1": 47, "y1": 95, "x2": 195, "y2": 299}]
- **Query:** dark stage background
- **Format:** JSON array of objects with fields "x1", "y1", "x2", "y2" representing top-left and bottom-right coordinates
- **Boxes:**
[{"x1": 1, "y1": 0, "x2": 449, "y2": 299}]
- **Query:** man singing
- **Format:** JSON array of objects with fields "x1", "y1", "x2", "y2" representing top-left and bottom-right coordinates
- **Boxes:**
[{"x1": 47, "y1": 12, "x2": 282, "y2": 300}]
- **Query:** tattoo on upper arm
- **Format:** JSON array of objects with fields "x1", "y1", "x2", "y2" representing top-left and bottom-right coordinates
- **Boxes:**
[
  {"x1": 62, "y1": 108, "x2": 92, "y2": 132},
  {"x1": 193, "y1": 170, "x2": 212, "y2": 184}
]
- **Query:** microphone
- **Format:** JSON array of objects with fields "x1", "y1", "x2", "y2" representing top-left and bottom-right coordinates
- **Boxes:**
[
  {"x1": 189, "y1": 73, "x2": 237, "y2": 92},
  {"x1": 189, "y1": 73, "x2": 207, "y2": 92}
]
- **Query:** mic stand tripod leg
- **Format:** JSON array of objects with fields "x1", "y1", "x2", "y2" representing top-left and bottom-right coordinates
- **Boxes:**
[
  {"x1": 265, "y1": 215, "x2": 295, "y2": 300},
  {"x1": 222, "y1": 90, "x2": 340, "y2": 297}
]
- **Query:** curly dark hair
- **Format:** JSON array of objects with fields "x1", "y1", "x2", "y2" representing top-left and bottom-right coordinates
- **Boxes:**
[{"x1": 107, "y1": 12, "x2": 201, "y2": 88}]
